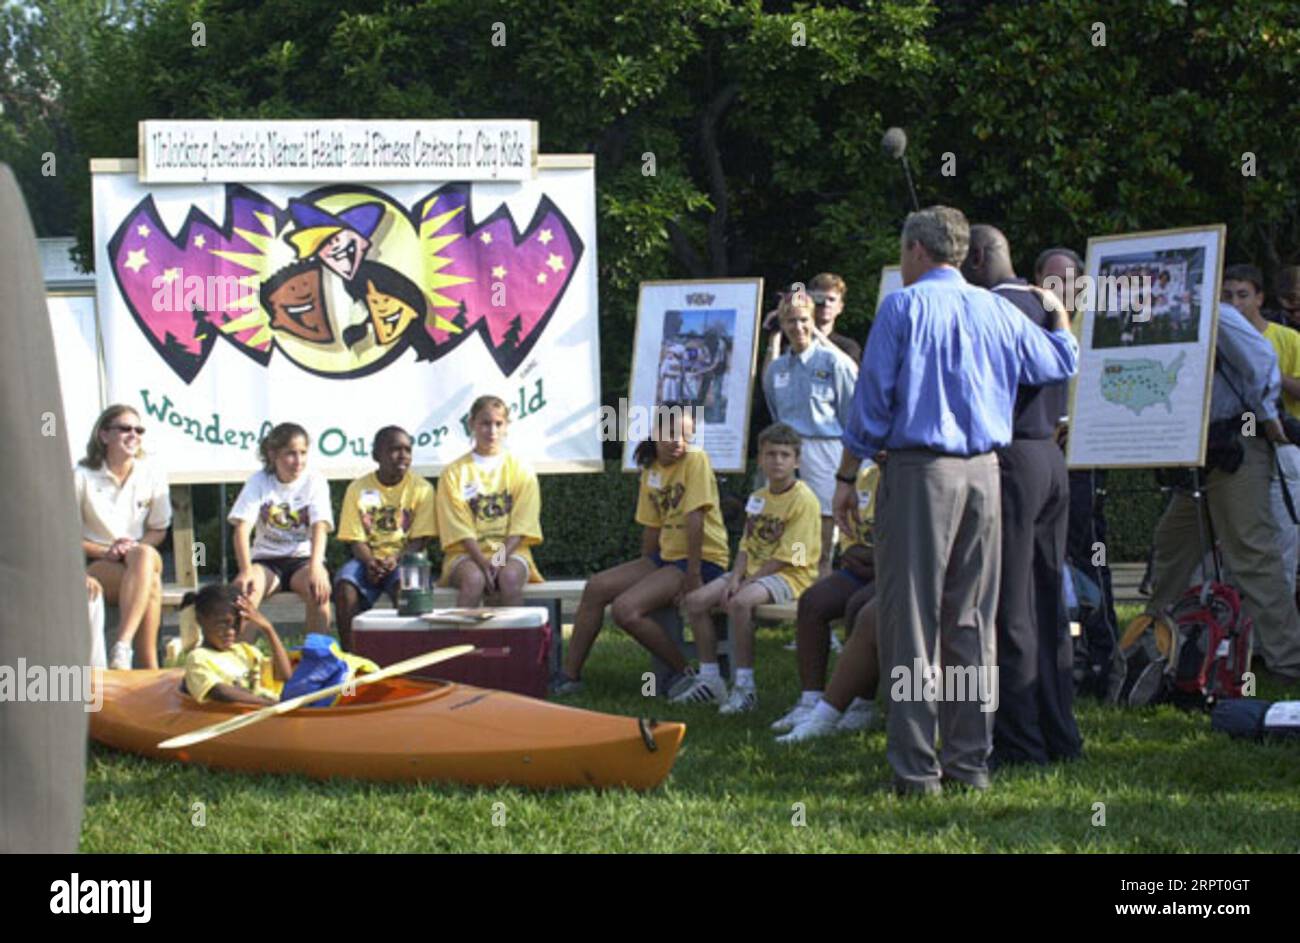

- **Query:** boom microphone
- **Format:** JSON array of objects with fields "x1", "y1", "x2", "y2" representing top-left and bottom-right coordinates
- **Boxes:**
[{"x1": 881, "y1": 126, "x2": 920, "y2": 212}]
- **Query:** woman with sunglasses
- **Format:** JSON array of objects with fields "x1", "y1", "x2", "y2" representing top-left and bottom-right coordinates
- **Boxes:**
[{"x1": 74, "y1": 404, "x2": 172, "y2": 669}]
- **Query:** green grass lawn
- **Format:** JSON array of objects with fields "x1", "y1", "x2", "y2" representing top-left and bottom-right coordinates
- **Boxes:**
[{"x1": 81, "y1": 606, "x2": 1300, "y2": 853}]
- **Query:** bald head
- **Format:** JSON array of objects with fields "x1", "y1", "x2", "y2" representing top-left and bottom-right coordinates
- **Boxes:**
[{"x1": 961, "y1": 224, "x2": 1016, "y2": 288}]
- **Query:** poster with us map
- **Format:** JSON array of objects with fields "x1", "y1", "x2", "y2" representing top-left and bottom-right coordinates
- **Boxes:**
[{"x1": 1066, "y1": 225, "x2": 1225, "y2": 469}]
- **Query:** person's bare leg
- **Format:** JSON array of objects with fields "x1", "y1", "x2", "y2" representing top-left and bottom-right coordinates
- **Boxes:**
[
  {"x1": 493, "y1": 558, "x2": 527, "y2": 606},
  {"x1": 289, "y1": 565, "x2": 331, "y2": 634},
  {"x1": 135, "y1": 577, "x2": 162, "y2": 669},
  {"x1": 334, "y1": 582, "x2": 360, "y2": 650},
  {"x1": 240, "y1": 566, "x2": 276, "y2": 643},
  {"x1": 115, "y1": 545, "x2": 162, "y2": 645},
  {"x1": 818, "y1": 516, "x2": 835, "y2": 580},
  {"x1": 727, "y1": 583, "x2": 771, "y2": 670},
  {"x1": 451, "y1": 558, "x2": 486, "y2": 607},
  {"x1": 564, "y1": 558, "x2": 657, "y2": 678},
  {"x1": 823, "y1": 600, "x2": 879, "y2": 711},
  {"x1": 683, "y1": 578, "x2": 729, "y2": 663},
  {"x1": 609, "y1": 567, "x2": 689, "y2": 671}
]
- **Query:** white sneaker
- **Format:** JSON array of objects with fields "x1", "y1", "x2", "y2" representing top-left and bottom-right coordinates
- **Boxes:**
[
  {"x1": 718, "y1": 685, "x2": 757, "y2": 714},
  {"x1": 109, "y1": 641, "x2": 132, "y2": 670},
  {"x1": 775, "y1": 712, "x2": 839, "y2": 743},
  {"x1": 838, "y1": 701, "x2": 879, "y2": 732},
  {"x1": 770, "y1": 701, "x2": 813, "y2": 732},
  {"x1": 668, "y1": 673, "x2": 728, "y2": 705}
]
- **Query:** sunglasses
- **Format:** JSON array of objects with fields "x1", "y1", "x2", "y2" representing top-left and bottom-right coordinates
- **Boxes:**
[{"x1": 108, "y1": 424, "x2": 146, "y2": 435}]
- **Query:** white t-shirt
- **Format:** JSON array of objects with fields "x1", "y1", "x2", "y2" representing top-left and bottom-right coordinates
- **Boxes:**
[
  {"x1": 74, "y1": 459, "x2": 172, "y2": 547},
  {"x1": 228, "y1": 469, "x2": 334, "y2": 560}
]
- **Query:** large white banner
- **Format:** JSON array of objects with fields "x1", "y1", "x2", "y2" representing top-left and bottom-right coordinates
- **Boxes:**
[{"x1": 92, "y1": 159, "x2": 601, "y2": 481}]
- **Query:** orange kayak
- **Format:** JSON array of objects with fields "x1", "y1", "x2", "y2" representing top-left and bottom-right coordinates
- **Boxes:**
[{"x1": 90, "y1": 670, "x2": 686, "y2": 791}]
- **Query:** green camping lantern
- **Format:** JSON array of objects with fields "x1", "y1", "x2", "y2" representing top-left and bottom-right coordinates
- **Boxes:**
[{"x1": 397, "y1": 549, "x2": 434, "y2": 615}]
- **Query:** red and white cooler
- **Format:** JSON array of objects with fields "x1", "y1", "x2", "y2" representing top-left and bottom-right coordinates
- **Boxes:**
[{"x1": 352, "y1": 607, "x2": 553, "y2": 700}]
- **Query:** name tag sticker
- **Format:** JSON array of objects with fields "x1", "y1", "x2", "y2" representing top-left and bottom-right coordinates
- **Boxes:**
[
  {"x1": 360, "y1": 490, "x2": 382, "y2": 505},
  {"x1": 462, "y1": 480, "x2": 479, "y2": 500},
  {"x1": 746, "y1": 494, "x2": 765, "y2": 515},
  {"x1": 647, "y1": 471, "x2": 662, "y2": 489},
  {"x1": 774, "y1": 372, "x2": 790, "y2": 389}
]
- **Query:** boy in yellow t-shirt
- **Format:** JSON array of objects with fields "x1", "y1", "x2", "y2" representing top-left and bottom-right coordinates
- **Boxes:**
[
  {"x1": 333, "y1": 426, "x2": 438, "y2": 648},
  {"x1": 772, "y1": 461, "x2": 880, "y2": 735},
  {"x1": 673, "y1": 423, "x2": 821, "y2": 713},
  {"x1": 436, "y1": 395, "x2": 544, "y2": 606},
  {"x1": 182, "y1": 584, "x2": 292, "y2": 705}
]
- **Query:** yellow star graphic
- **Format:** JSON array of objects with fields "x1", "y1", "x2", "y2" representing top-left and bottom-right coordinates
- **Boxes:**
[
  {"x1": 536, "y1": 272, "x2": 548, "y2": 285},
  {"x1": 492, "y1": 265, "x2": 507, "y2": 279},
  {"x1": 479, "y1": 231, "x2": 493, "y2": 245},
  {"x1": 194, "y1": 235, "x2": 206, "y2": 248},
  {"x1": 124, "y1": 248, "x2": 149, "y2": 273},
  {"x1": 162, "y1": 267, "x2": 181, "y2": 283},
  {"x1": 538, "y1": 229, "x2": 553, "y2": 245},
  {"x1": 546, "y1": 254, "x2": 565, "y2": 273},
  {"x1": 136, "y1": 224, "x2": 151, "y2": 238}
]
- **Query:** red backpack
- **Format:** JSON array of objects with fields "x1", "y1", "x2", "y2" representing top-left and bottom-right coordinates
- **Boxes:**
[{"x1": 1167, "y1": 582, "x2": 1253, "y2": 708}]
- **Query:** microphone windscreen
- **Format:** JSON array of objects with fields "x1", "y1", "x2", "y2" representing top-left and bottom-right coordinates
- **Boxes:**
[{"x1": 881, "y1": 127, "x2": 908, "y2": 160}]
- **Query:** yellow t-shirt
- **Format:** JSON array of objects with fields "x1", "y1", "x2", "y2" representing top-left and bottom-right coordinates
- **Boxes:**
[
  {"x1": 739, "y1": 479, "x2": 822, "y2": 596},
  {"x1": 838, "y1": 462, "x2": 881, "y2": 552},
  {"x1": 337, "y1": 471, "x2": 437, "y2": 560},
  {"x1": 1263, "y1": 322, "x2": 1300, "y2": 419},
  {"x1": 635, "y1": 448, "x2": 729, "y2": 568},
  {"x1": 436, "y1": 450, "x2": 543, "y2": 582},
  {"x1": 184, "y1": 643, "x2": 282, "y2": 704}
]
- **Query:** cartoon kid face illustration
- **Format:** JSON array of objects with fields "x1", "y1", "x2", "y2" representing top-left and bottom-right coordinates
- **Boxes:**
[
  {"x1": 260, "y1": 502, "x2": 307, "y2": 531},
  {"x1": 319, "y1": 228, "x2": 371, "y2": 282},
  {"x1": 366, "y1": 279, "x2": 420, "y2": 344},
  {"x1": 263, "y1": 264, "x2": 332, "y2": 343}
]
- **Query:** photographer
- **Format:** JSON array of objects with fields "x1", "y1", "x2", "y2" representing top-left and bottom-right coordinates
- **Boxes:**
[{"x1": 1143, "y1": 303, "x2": 1300, "y2": 683}]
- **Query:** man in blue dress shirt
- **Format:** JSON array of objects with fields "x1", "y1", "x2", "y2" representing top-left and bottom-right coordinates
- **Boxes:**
[{"x1": 833, "y1": 206, "x2": 1079, "y2": 795}]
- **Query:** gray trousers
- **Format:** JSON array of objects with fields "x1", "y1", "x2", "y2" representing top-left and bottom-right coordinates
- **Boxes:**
[
  {"x1": 1146, "y1": 434, "x2": 1300, "y2": 676},
  {"x1": 875, "y1": 450, "x2": 1001, "y2": 789}
]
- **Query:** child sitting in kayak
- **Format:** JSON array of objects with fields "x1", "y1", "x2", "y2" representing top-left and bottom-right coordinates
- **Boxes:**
[
  {"x1": 181, "y1": 584, "x2": 293, "y2": 705},
  {"x1": 436, "y1": 395, "x2": 544, "y2": 606}
]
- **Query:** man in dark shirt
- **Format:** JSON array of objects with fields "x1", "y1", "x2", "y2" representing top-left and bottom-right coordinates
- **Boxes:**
[
  {"x1": 963, "y1": 225, "x2": 1082, "y2": 766},
  {"x1": 808, "y1": 272, "x2": 863, "y2": 365}
]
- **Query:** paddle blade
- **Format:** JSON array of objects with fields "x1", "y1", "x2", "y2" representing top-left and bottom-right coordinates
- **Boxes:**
[{"x1": 157, "y1": 643, "x2": 475, "y2": 750}]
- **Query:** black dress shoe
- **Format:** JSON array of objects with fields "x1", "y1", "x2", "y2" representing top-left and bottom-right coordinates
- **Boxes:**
[{"x1": 940, "y1": 772, "x2": 990, "y2": 793}]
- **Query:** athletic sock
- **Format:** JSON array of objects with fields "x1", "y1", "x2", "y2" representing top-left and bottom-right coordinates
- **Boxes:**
[
  {"x1": 699, "y1": 662, "x2": 720, "y2": 680},
  {"x1": 735, "y1": 667, "x2": 755, "y2": 689},
  {"x1": 800, "y1": 690, "x2": 823, "y2": 707},
  {"x1": 811, "y1": 699, "x2": 843, "y2": 725}
]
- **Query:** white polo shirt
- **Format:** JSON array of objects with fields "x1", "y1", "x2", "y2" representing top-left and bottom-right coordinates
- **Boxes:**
[{"x1": 74, "y1": 459, "x2": 172, "y2": 548}]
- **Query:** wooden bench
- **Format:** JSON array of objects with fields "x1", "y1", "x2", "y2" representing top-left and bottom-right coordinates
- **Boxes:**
[{"x1": 429, "y1": 579, "x2": 587, "y2": 620}]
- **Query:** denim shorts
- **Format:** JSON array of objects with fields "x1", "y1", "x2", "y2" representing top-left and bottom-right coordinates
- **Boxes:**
[
  {"x1": 649, "y1": 551, "x2": 726, "y2": 583},
  {"x1": 334, "y1": 557, "x2": 400, "y2": 611}
]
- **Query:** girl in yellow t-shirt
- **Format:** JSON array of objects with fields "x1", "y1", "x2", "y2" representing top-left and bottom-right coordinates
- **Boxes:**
[
  {"x1": 181, "y1": 584, "x2": 293, "y2": 705},
  {"x1": 552, "y1": 403, "x2": 729, "y2": 696},
  {"x1": 436, "y1": 395, "x2": 544, "y2": 606}
]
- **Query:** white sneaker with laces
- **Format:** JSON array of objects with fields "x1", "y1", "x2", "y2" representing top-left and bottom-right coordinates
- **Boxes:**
[
  {"x1": 718, "y1": 685, "x2": 757, "y2": 715},
  {"x1": 770, "y1": 701, "x2": 813, "y2": 732},
  {"x1": 109, "y1": 641, "x2": 132, "y2": 671},
  {"x1": 668, "y1": 673, "x2": 727, "y2": 705},
  {"x1": 775, "y1": 712, "x2": 840, "y2": 743},
  {"x1": 838, "y1": 701, "x2": 878, "y2": 732}
]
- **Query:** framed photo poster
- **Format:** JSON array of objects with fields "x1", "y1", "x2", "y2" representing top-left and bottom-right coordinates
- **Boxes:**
[
  {"x1": 621, "y1": 278, "x2": 763, "y2": 473},
  {"x1": 1066, "y1": 224, "x2": 1225, "y2": 469}
]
